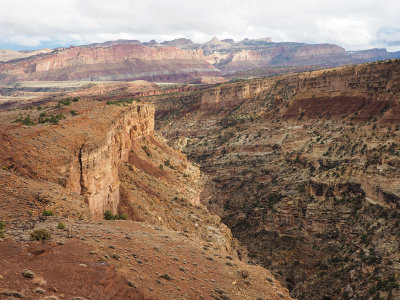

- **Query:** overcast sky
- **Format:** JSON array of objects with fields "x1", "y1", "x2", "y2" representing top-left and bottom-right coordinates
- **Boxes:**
[{"x1": 0, "y1": 0, "x2": 399, "y2": 51}]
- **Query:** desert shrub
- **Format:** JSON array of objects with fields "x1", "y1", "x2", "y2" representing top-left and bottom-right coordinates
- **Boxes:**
[
  {"x1": 118, "y1": 213, "x2": 128, "y2": 220},
  {"x1": 49, "y1": 114, "x2": 65, "y2": 124},
  {"x1": 38, "y1": 112, "x2": 47, "y2": 123},
  {"x1": 14, "y1": 115, "x2": 34, "y2": 125},
  {"x1": 104, "y1": 210, "x2": 128, "y2": 220},
  {"x1": 57, "y1": 222, "x2": 66, "y2": 229},
  {"x1": 72, "y1": 97, "x2": 80, "y2": 102},
  {"x1": 38, "y1": 113, "x2": 65, "y2": 125},
  {"x1": 142, "y1": 145, "x2": 151, "y2": 157},
  {"x1": 104, "y1": 210, "x2": 115, "y2": 220},
  {"x1": 42, "y1": 209, "x2": 54, "y2": 216},
  {"x1": 31, "y1": 229, "x2": 51, "y2": 241},
  {"x1": 57, "y1": 99, "x2": 72, "y2": 107},
  {"x1": 70, "y1": 110, "x2": 78, "y2": 116},
  {"x1": 0, "y1": 220, "x2": 5, "y2": 238}
]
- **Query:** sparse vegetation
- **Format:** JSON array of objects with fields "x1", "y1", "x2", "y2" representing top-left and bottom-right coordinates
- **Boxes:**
[
  {"x1": 106, "y1": 98, "x2": 141, "y2": 106},
  {"x1": 31, "y1": 229, "x2": 51, "y2": 241},
  {"x1": 142, "y1": 145, "x2": 151, "y2": 157},
  {"x1": 57, "y1": 222, "x2": 66, "y2": 229},
  {"x1": 0, "y1": 220, "x2": 5, "y2": 238},
  {"x1": 14, "y1": 115, "x2": 34, "y2": 125},
  {"x1": 38, "y1": 113, "x2": 65, "y2": 125},
  {"x1": 57, "y1": 98, "x2": 72, "y2": 107},
  {"x1": 42, "y1": 209, "x2": 54, "y2": 216},
  {"x1": 104, "y1": 210, "x2": 128, "y2": 220}
]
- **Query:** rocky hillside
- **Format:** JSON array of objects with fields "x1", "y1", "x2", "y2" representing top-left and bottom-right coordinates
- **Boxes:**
[
  {"x1": 154, "y1": 59, "x2": 400, "y2": 299},
  {"x1": 0, "y1": 95, "x2": 291, "y2": 299},
  {"x1": 0, "y1": 44, "x2": 221, "y2": 83}
]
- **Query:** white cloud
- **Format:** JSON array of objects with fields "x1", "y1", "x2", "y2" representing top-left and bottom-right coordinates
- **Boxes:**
[{"x1": 0, "y1": 0, "x2": 399, "y2": 51}]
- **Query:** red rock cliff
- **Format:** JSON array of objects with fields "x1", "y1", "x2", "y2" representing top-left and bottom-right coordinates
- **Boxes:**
[{"x1": 0, "y1": 44, "x2": 221, "y2": 83}]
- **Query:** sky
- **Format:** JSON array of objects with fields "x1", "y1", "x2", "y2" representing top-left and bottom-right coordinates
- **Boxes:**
[{"x1": 0, "y1": 0, "x2": 399, "y2": 52}]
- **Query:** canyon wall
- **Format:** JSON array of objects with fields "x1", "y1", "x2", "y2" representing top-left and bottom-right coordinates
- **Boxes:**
[
  {"x1": 201, "y1": 78, "x2": 273, "y2": 111},
  {"x1": 201, "y1": 60, "x2": 400, "y2": 112},
  {"x1": 67, "y1": 104, "x2": 155, "y2": 219}
]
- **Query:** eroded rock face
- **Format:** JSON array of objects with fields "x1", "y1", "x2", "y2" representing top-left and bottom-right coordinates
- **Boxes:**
[
  {"x1": 0, "y1": 100, "x2": 154, "y2": 219},
  {"x1": 200, "y1": 60, "x2": 400, "y2": 113},
  {"x1": 154, "y1": 59, "x2": 400, "y2": 299},
  {"x1": 0, "y1": 44, "x2": 221, "y2": 83},
  {"x1": 209, "y1": 43, "x2": 349, "y2": 73},
  {"x1": 201, "y1": 79, "x2": 271, "y2": 111},
  {"x1": 71, "y1": 105, "x2": 154, "y2": 219}
]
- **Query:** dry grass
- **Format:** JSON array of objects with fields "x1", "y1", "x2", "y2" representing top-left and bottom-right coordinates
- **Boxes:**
[{"x1": 33, "y1": 276, "x2": 47, "y2": 286}]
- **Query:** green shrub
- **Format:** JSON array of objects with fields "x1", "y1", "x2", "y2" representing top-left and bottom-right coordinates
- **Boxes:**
[
  {"x1": 42, "y1": 209, "x2": 54, "y2": 217},
  {"x1": 72, "y1": 97, "x2": 80, "y2": 102},
  {"x1": 104, "y1": 210, "x2": 114, "y2": 220},
  {"x1": 142, "y1": 145, "x2": 151, "y2": 157},
  {"x1": 70, "y1": 110, "x2": 78, "y2": 116},
  {"x1": 38, "y1": 113, "x2": 65, "y2": 125},
  {"x1": 58, "y1": 99, "x2": 72, "y2": 107},
  {"x1": 118, "y1": 213, "x2": 128, "y2": 220},
  {"x1": 57, "y1": 222, "x2": 66, "y2": 229},
  {"x1": 49, "y1": 114, "x2": 65, "y2": 124},
  {"x1": 14, "y1": 115, "x2": 34, "y2": 125},
  {"x1": 0, "y1": 220, "x2": 5, "y2": 238},
  {"x1": 31, "y1": 229, "x2": 51, "y2": 241},
  {"x1": 104, "y1": 210, "x2": 128, "y2": 220}
]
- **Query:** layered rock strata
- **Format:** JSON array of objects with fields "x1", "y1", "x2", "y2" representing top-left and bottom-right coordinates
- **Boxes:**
[
  {"x1": 154, "y1": 59, "x2": 400, "y2": 299},
  {"x1": 0, "y1": 44, "x2": 221, "y2": 83}
]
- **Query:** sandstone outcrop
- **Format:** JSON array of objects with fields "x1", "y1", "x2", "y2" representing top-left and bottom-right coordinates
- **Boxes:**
[{"x1": 0, "y1": 100, "x2": 154, "y2": 219}]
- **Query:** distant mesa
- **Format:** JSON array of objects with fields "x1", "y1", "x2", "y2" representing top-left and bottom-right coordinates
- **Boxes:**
[
  {"x1": 161, "y1": 38, "x2": 194, "y2": 47},
  {"x1": 0, "y1": 37, "x2": 399, "y2": 83}
]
